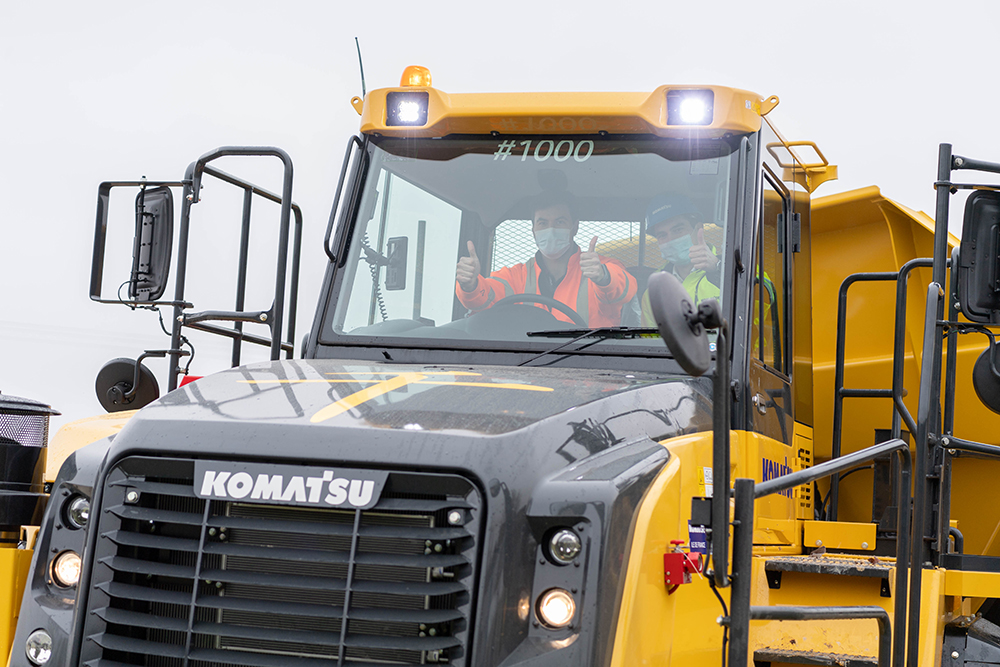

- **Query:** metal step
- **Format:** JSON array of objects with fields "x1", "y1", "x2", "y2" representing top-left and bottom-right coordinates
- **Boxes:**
[
  {"x1": 764, "y1": 555, "x2": 893, "y2": 597},
  {"x1": 753, "y1": 647, "x2": 877, "y2": 666}
]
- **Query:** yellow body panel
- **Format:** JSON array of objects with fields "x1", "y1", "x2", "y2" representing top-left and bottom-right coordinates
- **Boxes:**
[
  {"x1": 803, "y1": 520, "x2": 876, "y2": 551},
  {"x1": 359, "y1": 84, "x2": 764, "y2": 138},
  {"x1": 944, "y1": 569, "x2": 1000, "y2": 598},
  {"x1": 0, "y1": 548, "x2": 32, "y2": 665},
  {"x1": 45, "y1": 410, "x2": 136, "y2": 481},
  {"x1": 609, "y1": 432, "x2": 724, "y2": 667},
  {"x1": 611, "y1": 428, "x2": 818, "y2": 665}
]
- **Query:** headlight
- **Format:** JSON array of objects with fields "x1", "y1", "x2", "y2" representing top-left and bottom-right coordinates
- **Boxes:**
[
  {"x1": 667, "y1": 89, "x2": 715, "y2": 126},
  {"x1": 51, "y1": 550, "x2": 82, "y2": 588},
  {"x1": 547, "y1": 528, "x2": 582, "y2": 565},
  {"x1": 537, "y1": 588, "x2": 576, "y2": 628},
  {"x1": 65, "y1": 496, "x2": 90, "y2": 529},
  {"x1": 386, "y1": 91, "x2": 429, "y2": 126},
  {"x1": 25, "y1": 629, "x2": 52, "y2": 665}
]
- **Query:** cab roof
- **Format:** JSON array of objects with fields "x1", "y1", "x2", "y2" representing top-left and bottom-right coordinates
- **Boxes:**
[{"x1": 356, "y1": 73, "x2": 770, "y2": 139}]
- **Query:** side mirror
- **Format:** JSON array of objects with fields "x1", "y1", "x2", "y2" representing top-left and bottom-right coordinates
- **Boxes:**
[
  {"x1": 130, "y1": 186, "x2": 174, "y2": 301},
  {"x1": 385, "y1": 236, "x2": 408, "y2": 291},
  {"x1": 647, "y1": 271, "x2": 711, "y2": 375},
  {"x1": 958, "y1": 190, "x2": 1000, "y2": 324},
  {"x1": 95, "y1": 358, "x2": 160, "y2": 413},
  {"x1": 973, "y1": 347, "x2": 1000, "y2": 414}
]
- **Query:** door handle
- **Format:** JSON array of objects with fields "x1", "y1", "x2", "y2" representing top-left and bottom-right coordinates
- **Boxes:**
[{"x1": 752, "y1": 393, "x2": 768, "y2": 415}]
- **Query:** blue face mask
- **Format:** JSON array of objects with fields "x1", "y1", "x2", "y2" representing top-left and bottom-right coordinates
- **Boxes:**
[
  {"x1": 659, "y1": 235, "x2": 693, "y2": 264},
  {"x1": 534, "y1": 228, "x2": 573, "y2": 258}
]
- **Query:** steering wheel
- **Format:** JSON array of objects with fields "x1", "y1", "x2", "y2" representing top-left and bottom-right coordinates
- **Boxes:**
[{"x1": 490, "y1": 293, "x2": 588, "y2": 327}]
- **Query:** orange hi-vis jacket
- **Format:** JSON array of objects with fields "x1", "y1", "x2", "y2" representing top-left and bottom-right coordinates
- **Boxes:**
[{"x1": 456, "y1": 249, "x2": 637, "y2": 327}]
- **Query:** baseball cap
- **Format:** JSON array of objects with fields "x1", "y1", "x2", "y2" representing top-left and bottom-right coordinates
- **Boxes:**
[{"x1": 645, "y1": 194, "x2": 701, "y2": 231}]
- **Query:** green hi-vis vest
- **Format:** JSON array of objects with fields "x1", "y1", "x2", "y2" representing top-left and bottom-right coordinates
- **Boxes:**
[{"x1": 640, "y1": 269, "x2": 721, "y2": 327}]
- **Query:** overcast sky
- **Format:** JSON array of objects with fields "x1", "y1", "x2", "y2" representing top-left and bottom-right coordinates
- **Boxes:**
[{"x1": 2, "y1": 1, "x2": 998, "y2": 431}]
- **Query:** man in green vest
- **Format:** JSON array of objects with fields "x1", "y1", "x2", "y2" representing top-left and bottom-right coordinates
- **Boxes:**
[{"x1": 640, "y1": 193, "x2": 722, "y2": 326}]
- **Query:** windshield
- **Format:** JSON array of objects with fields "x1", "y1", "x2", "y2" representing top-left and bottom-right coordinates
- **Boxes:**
[{"x1": 327, "y1": 134, "x2": 740, "y2": 355}]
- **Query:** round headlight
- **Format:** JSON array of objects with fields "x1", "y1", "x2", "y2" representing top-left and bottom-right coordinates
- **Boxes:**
[
  {"x1": 25, "y1": 629, "x2": 52, "y2": 665},
  {"x1": 548, "y1": 529, "x2": 581, "y2": 565},
  {"x1": 51, "y1": 551, "x2": 82, "y2": 588},
  {"x1": 536, "y1": 588, "x2": 576, "y2": 628},
  {"x1": 65, "y1": 496, "x2": 90, "y2": 529}
]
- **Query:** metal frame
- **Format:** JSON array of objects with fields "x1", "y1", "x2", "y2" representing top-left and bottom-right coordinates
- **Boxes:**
[{"x1": 90, "y1": 147, "x2": 303, "y2": 392}]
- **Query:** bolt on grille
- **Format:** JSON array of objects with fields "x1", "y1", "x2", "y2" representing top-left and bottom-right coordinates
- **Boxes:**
[{"x1": 80, "y1": 456, "x2": 480, "y2": 666}]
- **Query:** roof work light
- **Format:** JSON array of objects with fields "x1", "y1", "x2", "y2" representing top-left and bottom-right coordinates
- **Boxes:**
[
  {"x1": 667, "y1": 89, "x2": 715, "y2": 126},
  {"x1": 386, "y1": 92, "x2": 430, "y2": 126}
]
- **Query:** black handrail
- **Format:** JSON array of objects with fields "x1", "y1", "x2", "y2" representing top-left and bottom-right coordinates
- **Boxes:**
[
  {"x1": 749, "y1": 606, "x2": 891, "y2": 667},
  {"x1": 167, "y1": 147, "x2": 299, "y2": 390},
  {"x1": 829, "y1": 256, "x2": 943, "y2": 520},
  {"x1": 831, "y1": 271, "x2": 899, "y2": 516},
  {"x1": 727, "y1": 438, "x2": 911, "y2": 667}
]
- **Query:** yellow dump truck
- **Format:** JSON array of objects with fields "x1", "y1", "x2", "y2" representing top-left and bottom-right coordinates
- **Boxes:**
[{"x1": 3, "y1": 66, "x2": 999, "y2": 667}]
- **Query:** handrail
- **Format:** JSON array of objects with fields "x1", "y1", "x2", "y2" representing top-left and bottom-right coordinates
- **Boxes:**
[
  {"x1": 727, "y1": 437, "x2": 911, "y2": 667},
  {"x1": 829, "y1": 271, "x2": 899, "y2": 520},
  {"x1": 755, "y1": 437, "x2": 909, "y2": 499},
  {"x1": 908, "y1": 283, "x2": 943, "y2": 667},
  {"x1": 749, "y1": 606, "x2": 891, "y2": 667}
]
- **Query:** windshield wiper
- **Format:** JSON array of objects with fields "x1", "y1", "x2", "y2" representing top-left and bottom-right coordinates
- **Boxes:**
[
  {"x1": 526, "y1": 326, "x2": 659, "y2": 339},
  {"x1": 519, "y1": 327, "x2": 661, "y2": 367}
]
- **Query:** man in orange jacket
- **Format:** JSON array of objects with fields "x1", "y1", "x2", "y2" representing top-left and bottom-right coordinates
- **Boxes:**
[{"x1": 455, "y1": 192, "x2": 636, "y2": 327}]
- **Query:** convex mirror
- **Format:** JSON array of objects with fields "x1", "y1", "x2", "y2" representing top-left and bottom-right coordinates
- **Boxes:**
[{"x1": 647, "y1": 271, "x2": 711, "y2": 375}]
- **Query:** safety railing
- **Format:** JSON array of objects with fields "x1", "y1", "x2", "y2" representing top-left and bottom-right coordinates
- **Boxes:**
[{"x1": 724, "y1": 437, "x2": 911, "y2": 667}]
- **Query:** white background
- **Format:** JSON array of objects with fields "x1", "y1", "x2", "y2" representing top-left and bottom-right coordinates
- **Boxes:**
[{"x1": 3, "y1": 0, "x2": 998, "y2": 430}]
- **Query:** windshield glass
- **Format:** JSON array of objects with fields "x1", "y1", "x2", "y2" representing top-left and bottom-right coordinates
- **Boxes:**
[{"x1": 328, "y1": 134, "x2": 740, "y2": 353}]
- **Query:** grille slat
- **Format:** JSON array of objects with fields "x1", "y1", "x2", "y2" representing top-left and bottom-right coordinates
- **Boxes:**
[
  {"x1": 104, "y1": 529, "x2": 201, "y2": 553},
  {"x1": 109, "y1": 479, "x2": 197, "y2": 498},
  {"x1": 108, "y1": 504, "x2": 204, "y2": 526},
  {"x1": 84, "y1": 456, "x2": 479, "y2": 667},
  {"x1": 342, "y1": 633, "x2": 462, "y2": 651},
  {"x1": 95, "y1": 606, "x2": 189, "y2": 632},
  {"x1": 375, "y1": 497, "x2": 473, "y2": 512},
  {"x1": 96, "y1": 581, "x2": 193, "y2": 605},
  {"x1": 99, "y1": 556, "x2": 197, "y2": 580}
]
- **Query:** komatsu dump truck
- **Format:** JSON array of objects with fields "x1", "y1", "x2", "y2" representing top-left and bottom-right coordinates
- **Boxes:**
[{"x1": 4, "y1": 66, "x2": 1000, "y2": 667}]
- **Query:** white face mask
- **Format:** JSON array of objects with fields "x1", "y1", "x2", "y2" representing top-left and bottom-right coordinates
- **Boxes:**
[
  {"x1": 534, "y1": 228, "x2": 573, "y2": 259},
  {"x1": 659, "y1": 235, "x2": 694, "y2": 265}
]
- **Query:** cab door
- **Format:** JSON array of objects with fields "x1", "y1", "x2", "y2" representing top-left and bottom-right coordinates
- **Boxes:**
[{"x1": 748, "y1": 167, "x2": 793, "y2": 445}]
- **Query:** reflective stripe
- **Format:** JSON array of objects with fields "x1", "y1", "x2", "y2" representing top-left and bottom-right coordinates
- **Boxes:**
[
  {"x1": 525, "y1": 258, "x2": 537, "y2": 294},
  {"x1": 605, "y1": 271, "x2": 631, "y2": 304},
  {"x1": 493, "y1": 277, "x2": 514, "y2": 298},
  {"x1": 576, "y1": 276, "x2": 589, "y2": 324},
  {"x1": 483, "y1": 287, "x2": 497, "y2": 307}
]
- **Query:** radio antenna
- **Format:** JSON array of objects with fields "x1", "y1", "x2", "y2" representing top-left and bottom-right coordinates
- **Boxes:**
[{"x1": 355, "y1": 37, "x2": 366, "y2": 98}]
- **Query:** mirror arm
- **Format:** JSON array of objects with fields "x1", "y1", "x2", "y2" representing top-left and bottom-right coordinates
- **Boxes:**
[
  {"x1": 708, "y1": 306, "x2": 731, "y2": 589},
  {"x1": 953, "y1": 154, "x2": 1000, "y2": 175},
  {"x1": 124, "y1": 349, "x2": 188, "y2": 400},
  {"x1": 182, "y1": 309, "x2": 274, "y2": 328}
]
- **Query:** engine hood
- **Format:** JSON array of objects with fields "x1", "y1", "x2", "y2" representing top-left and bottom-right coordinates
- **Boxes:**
[
  {"x1": 130, "y1": 358, "x2": 710, "y2": 439},
  {"x1": 92, "y1": 359, "x2": 712, "y2": 665}
]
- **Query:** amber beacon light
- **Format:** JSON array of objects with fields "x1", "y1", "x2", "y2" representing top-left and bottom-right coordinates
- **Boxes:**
[{"x1": 400, "y1": 65, "x2": 432, "y2": 87}]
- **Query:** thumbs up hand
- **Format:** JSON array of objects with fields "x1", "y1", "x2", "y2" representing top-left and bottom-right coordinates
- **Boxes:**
[
  {"x1": 456, "y1": 240, "x2": 482, "y2": 292},
  {"x1": 689, "y1": 227, "x2": 720, "y2": 272},
  {"x1": 580, "y1": 235, "x2": 610, "y2": 286}
]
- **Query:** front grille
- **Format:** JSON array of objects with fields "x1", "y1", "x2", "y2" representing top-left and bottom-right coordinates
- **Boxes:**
[{"x1": 80, "y1": 456, "x2": 480, "y2": 666}]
